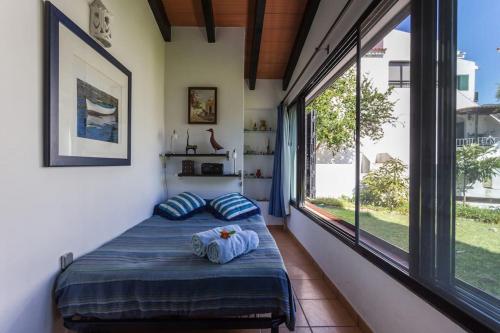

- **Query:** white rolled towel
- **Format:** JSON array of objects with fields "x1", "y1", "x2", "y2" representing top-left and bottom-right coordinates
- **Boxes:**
[
  {"x1": 206, "y1": 230, "x2": 259, "y2": 264},
  {"x1": 192, "y1": 225, "x2": 242, "y2": 257}
]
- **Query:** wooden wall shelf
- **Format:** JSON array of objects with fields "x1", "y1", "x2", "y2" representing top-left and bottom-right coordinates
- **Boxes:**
[
  {"x1": 244, "y1": 153, "x2": 274, "y2": 156},
  {"x1": 177, "y1": 173, "x2": 240, "y2": 178},
  {"x1": 244, "y1": 176, "x2": 272, "y2": 179},
  {"x1": 161, "y1": 152, "x2": 230, "y2": 160},
  {"x1": 244, "y1": 129, "x2": 276, "y2": 133}
]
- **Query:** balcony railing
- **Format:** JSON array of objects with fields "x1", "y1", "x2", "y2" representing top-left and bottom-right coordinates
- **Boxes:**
[
  {"x1": 388, "y1": 80, "x2": 410, "y2": 88},
  {"x1": 456, "y1": 137, "x2": 499, "y2": 147}
]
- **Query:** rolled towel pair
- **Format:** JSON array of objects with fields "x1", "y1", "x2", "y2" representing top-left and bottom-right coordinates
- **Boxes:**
[
  {"x1": 192, "y1": 225, "x2": 242, "y2": 257},
  {"x1": 207, "y1": 230, "x2": 259, "y2": 264}
]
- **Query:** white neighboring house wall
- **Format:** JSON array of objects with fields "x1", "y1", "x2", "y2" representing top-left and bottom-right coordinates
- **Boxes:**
[
  {"x1": 315, "y1": 29, "x2": 491, "y2": 200},
  {"x1": 456, "y1": 56, "x2": 479, "y2": 108},
  {"x1": 455, "y1": 56, "x2": 500, "y2": 201}
]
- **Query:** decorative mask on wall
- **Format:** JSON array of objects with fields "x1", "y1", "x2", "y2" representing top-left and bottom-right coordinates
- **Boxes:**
[{"x1": 89, "y1": 0, "x2": 112, "y2": 48}]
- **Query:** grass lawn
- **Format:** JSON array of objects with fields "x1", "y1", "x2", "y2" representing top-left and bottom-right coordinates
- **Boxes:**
[{"x1": 314, "y1": 203, "x2": 500, "y2": 298}]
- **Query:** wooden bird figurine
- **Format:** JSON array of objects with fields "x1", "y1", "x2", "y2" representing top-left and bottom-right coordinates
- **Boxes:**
[{"x1": 207, "y1": 128, "x2": 224, "y2": 153}]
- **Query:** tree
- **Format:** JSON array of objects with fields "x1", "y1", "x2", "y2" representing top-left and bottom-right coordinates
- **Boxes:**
[
  {"x1": 306, "y1": 67, "x2": 397, "y2": 155},
  {"x1": 496, "y1": 84, "x2": 500, "y2": 101},
  {"x1": 359, "y1": 158, "x2": 409, "y2": 210},
  {"x1": 456, "y1": 144, "x2": 500, "y2": 203}
]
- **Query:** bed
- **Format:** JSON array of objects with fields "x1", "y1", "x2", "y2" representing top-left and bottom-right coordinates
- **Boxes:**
[{"x1": 55, "y1": 212, "x2": 295, "y2": 332}]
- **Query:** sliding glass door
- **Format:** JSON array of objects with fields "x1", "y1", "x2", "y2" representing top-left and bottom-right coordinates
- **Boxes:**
[{"x1": 359, "y1": 14, "x2": 412, "y2": 264}]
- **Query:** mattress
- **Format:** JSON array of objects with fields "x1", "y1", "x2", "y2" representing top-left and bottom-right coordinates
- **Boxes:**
[{"x1": 55, "y1": 212, "x2": 295, "y2": 329}]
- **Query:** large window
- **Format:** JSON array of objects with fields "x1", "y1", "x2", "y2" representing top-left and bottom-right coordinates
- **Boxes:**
[
  {"x1": 454, "y1": 0, "x2": 500, "y2": 301},
  {"x1": 290, "y1": 0, "x2": 499, "y2": 331},
  {"x1": 304, "y1": 63, "x2": 357, "y2": 233}
]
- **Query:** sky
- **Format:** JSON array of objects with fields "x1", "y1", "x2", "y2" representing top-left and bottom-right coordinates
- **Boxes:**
[
  {"x1": 395, "y1": 2, "x2": 499, "y2": 105},
  {"x1": 457, "y1": 0, "x2": 499, "y2": 104},
  {"x1": 396, "y1": 16, "x2": 410, "y2": 33}
]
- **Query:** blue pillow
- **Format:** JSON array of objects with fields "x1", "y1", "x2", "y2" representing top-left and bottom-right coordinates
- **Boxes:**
[
  {"x1": 209, "y1": 192, "x2": 260, "y2": 221},
  {"x1": 155, "y1": 192, "x2": 206, "y2": 220}
]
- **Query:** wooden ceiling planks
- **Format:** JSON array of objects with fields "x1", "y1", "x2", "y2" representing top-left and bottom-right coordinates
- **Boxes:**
[
  {"x1": 160, "y1": 0, "x2": 309, "y2": 82},
  {"x1": 256, "y1": 0, "x2": 307, "y2": 79},
  {"x1": 162, "y1": 0, "x2": 203, "y2": 26},
  {"x1": 213, "y1": 0, "x2": 248, "y2": 26}
]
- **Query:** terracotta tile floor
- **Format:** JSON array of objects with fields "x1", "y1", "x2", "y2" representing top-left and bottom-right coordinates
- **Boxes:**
[
  {"x1": 83, "y1": 228, "x2": 362, "y2": 333},
  {"x1": 265, "y1": 228, "x2": 361, "y2": 333}
]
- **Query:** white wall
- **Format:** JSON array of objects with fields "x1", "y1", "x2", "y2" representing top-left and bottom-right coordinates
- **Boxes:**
[
  {"x1": 287, "y1": 207, "x2": 467, "y2": 333},
  {"x1": 0, "y1": 1, "x2": 166, "y2": 332},
  {"x1": 457, "y1": 58, "x2": 478, "y2": 105},
  {"x1": 245, "y1": 79, "x2": 284, "y2": 110},
  {"x1": 164, "y1": 27, "x2": 245, "y2": 199}
]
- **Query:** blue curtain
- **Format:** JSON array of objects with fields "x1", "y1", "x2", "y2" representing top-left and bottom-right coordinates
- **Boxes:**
[
  {"x1": 269, "y1": 104, "x2": 287, "y2": 217},
  {"x1": 282, "y1": 107, "x2": 290, "y2": 215},
  {"x1": 288, "y1": 105, "x2": 297, "y2": 202}
]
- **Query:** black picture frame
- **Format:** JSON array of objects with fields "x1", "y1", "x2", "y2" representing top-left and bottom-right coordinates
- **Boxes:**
[
  {"x1": 188, "y1": 87, "x2": 217, "y2": 124},
  {"x1": 44, "y1": 1, "x2": 132, "y2": 167}
]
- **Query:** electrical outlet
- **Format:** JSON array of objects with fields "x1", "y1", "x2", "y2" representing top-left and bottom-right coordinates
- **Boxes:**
[{"x1": 60, "y1": 252, "x2": 73, "y2": 271}]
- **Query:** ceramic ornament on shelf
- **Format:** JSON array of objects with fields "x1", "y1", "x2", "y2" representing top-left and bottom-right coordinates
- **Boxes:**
[
  {"x1": 185, "y1": 129, "x2": 198, "y2": 154},
  {"x1": 90, "y1": 0, "x2": 112, "y2": 48}
]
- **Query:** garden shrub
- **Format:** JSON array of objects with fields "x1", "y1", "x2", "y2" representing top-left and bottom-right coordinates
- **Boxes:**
[
  {"x1": 359, "y1": 158, "x2": 409, "y2": 210},
  {"x1": 456, "y1": 204, "x2": 500, "y2": 224},
  {"x1": 310, "y1": 197, "x2": 346, "y2": 208}
]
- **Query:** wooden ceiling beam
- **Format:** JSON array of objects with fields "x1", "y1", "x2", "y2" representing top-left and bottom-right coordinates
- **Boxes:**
[
  {"x1": 248, "y1": 0, "x2": 266, "y2": 90},
  {"x1": 282, "y1": 0, "x2": 321, "y2": 90},
  {"x1": 201, "y1": 0, "x2": 216, "y2": 43},
  {"x1": 148, "y1": 0, "x2": 171, "y2": 42}
]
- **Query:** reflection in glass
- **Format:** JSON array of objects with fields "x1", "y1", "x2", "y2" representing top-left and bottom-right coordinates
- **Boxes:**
[
  {"x1": 454, "y1": 0, "x2": 500, "y2": 299},
  {"x1": 358, "y1": 16, "x2": 411, "y2": 259}
]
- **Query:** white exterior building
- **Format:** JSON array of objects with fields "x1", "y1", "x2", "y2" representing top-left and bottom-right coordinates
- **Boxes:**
[{"x1": 314, "y1": 28, "x2": 500, "y2": 203}]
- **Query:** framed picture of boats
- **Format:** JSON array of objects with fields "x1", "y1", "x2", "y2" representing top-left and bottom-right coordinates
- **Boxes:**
[
  {"x1": 188, "y1": 87, "x2": 217, "y2": 124},
  {"x1": 44, "y1": 2, "x2": 131, "y2": 166}
]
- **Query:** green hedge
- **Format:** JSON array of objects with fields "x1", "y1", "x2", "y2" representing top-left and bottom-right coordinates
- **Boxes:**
[
  {"x1": 310, "y1": 198, "x2": 499, "y2": 224},
  {"x1": 310, "y1": 197, "x2": 347, "y2": 208},
  {"x1": 456, "y1": 204, "x2": 500, "y2": 224}
]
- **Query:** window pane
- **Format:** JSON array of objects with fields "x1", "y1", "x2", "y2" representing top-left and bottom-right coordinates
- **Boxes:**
[
  {"x1": 457, "y1": 74, "x2": 469, "y2": 91},
  {"x1": 388, "y1": 63, "x2": 401, "y2": 82},
  {"x1": 304, "y1": 63, "x2": 357, "y2": 232},
  {"x1": 401, "y1": 63, "x2": 410, "y2": 82},
  {"x1": 359, "y1": 16, "x2": 411, "y2": 263},
  {"x1": 455, "y1": 0, "x2": 500, "y2": 299}
]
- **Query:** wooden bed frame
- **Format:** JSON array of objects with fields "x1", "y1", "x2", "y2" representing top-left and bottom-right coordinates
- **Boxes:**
[{"x1": 64, "y1": 314, "x2": 286, "y2": 333}]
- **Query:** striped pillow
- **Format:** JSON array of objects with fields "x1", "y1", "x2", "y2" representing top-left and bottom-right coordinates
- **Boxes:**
[
  {"x1": 156, "y1": 192, "x2": 206, "y2": 220},
  {"x1": 209, "y1": 193, "x2": 260, "y2": 221}
]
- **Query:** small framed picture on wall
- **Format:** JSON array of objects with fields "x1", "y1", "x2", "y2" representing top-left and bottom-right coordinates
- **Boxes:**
[{"x1": 188, "y1": 87, "x2": 217, "y2": 124}]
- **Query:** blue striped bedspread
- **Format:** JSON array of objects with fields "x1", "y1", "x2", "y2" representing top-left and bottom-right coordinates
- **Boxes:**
[{"x1": 55, "y1": 212, "x2": 295, "y2": 330}]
